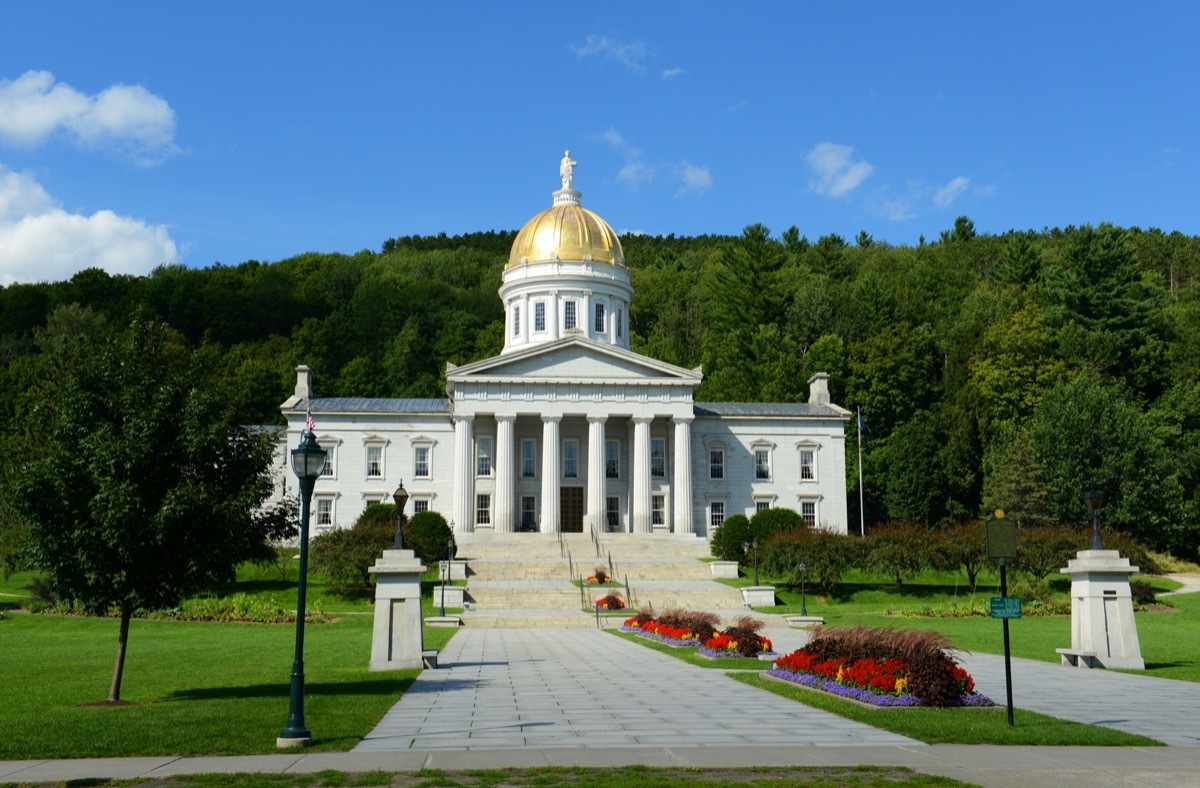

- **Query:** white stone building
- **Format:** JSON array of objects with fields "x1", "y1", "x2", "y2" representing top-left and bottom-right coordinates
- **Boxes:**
[{"x1": 279, "y1": 166, "x2": 851, "y2": 540}]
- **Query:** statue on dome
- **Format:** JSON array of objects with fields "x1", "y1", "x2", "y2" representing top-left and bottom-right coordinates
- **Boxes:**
[{"x1": 559, "y1": 150, "x2": 577, "y2": 190}]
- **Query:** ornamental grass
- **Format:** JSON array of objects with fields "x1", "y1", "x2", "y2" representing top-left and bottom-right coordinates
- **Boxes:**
[{"x1": 595, "y1": 590, "x2": 625, "y2": 610}]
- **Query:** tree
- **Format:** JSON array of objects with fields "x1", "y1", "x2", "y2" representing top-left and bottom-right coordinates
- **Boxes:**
[{"x1": 9, "y1": 309, "x2": 283, "y2": 702}]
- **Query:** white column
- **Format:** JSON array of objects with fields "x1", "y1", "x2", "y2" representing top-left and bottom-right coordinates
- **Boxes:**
[
  {"x1": 586, "y1": 415, "x2": 607, "y2": 533},
  {"x1": 520, "y1": 294, "x2": 530, "y2": 345},
  {"x1": 495, "y1": 415, "x2": 515, "y2": 533},
  {"x1": 548, "y1": 289, "x2": 559, "y2": 341},
  {"x1": 452, "y1": 415, "x2": 474, "y2": 534},
  {"x1": 581, "y1": 291, "x2": 592, "y2": 338},
  {"x1": 540, "y1": 415, "x2": 561, "y2": 533},
  {"x1": 673, "y1": 416, "x2": 694, "y2": 536},
  {"x1": 632, "y1": 416, "x2": 652, "y2": 534}
]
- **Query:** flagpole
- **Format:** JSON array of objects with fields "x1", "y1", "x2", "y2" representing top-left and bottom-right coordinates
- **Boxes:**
[{"x1": 857, "y1": 407, "x2": 865, "y2": 538}]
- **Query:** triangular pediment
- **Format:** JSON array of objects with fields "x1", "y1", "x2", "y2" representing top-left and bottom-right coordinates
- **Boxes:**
[{"x1": 447, "y1": 337, "x2": 701, "y2": 386}]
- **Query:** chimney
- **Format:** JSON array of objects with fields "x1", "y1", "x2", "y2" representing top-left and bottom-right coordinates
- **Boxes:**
[
  {"x1": 294, "y1": 365, "x2": 313, "y2": 401},
  {"x1": 808, "y1": 372, "x2": 830, "y2": 405}
]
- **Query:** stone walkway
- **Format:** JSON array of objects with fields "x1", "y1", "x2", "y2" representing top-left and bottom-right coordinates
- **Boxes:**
[{"x1": 354, "y1": 628, "x2": 918, "y2": 751}]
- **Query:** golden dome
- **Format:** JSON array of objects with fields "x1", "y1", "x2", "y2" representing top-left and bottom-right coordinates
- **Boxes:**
[{"x1": 508, "y1": 195, "x2": 625, "y2": 269}]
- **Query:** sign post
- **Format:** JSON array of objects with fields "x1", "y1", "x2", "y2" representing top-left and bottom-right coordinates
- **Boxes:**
[{"x1": 985, "y1": 511, "x2": 1019, "y2": 726}]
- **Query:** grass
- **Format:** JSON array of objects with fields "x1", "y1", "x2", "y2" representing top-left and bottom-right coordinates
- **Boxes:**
[
  {"x1": 31, "y1": 766, "x2": 974, "y2": 787},
  {"x1": 732, "y1": 672, "x2": 1161, "y2": 747}
]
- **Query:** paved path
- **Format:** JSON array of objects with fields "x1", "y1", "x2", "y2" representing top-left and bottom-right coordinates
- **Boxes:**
[{"x1": 354, "y1": 628, "x2": 917, "y2": 751}]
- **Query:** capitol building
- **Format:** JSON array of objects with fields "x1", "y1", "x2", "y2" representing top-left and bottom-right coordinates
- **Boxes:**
[{"x1": 280, "y1": 158, "x2": 851, "y2": 540}]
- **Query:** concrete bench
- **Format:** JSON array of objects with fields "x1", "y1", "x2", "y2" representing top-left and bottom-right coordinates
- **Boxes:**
[
  {"x1": 1057, "y1": 648, "x2": 1098, "y2": 668},
  {"x1": 421, "y1": 649, "x2": 440, "y2": 669}
]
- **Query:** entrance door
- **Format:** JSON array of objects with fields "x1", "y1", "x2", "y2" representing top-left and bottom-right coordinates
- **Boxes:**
[{"x1": 560, "y1": 487, "x2": 584, "y2": 533}]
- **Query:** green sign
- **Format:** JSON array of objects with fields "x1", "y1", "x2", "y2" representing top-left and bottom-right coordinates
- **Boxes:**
[
  {"x1": 990, "y1": 596, "x2": 1022, "y2": 619},
  {"x1": 986, "y1": 518, "x2": 1018, "y2": 565}
]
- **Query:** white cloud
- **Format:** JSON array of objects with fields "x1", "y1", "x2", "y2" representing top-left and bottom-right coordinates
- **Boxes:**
[
  {"x1": 726, "y1": 100, "x2": 749, "y2": 114},
  {"x1": 0, "y1": 71, "x2": 177, "y2": 163},
  {"x1": 933, "y1": 176, "x2": 969, "y2": 208},
  {"x1": 676, "y1": 161, "x2": 712, "y2": 196},
  {"x1": 805, "y1": 142, "x2": 873, "y2": 197},
  {"x1": 570, "y1": 36, "x2": 647, "y2": 72},
  {"x1": 600, "y1": 128, "x2": 626, "y2": 148},
  {"x1": 0, "y1": 166, "x2": 178, "y2": 285},
  {"x1": 617, "y1": 160, "x2": 652, "y2": 188},
  {"x1": 661, "y1": 67, "x2": 684, "y2": 80}
]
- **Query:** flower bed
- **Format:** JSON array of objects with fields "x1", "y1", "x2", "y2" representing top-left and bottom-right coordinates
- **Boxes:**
[
  {"x1": 594, "y1": 591, "x2": 625, "y2": 610},
  {"x1": 767, "y1": 633, "x2": 995, "y2": 708},
  {"x1": 698, "y1": 632, "x2": 774, "y2": 659},
  {"x1": 630, "y1": 619, "x2": 701, "y2": 647}
]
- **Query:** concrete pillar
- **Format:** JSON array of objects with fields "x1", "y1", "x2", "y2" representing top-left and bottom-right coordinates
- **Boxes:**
[
  {"x1": 673, "y1": 416, "x2": 694, "y2": 535},
  {"x1": 632, "y1": 416, "x2": 652, "y2": 534},
  {"x1": 1059, "y1": 550, "x2": 1145, "y2": 669},
  {"x1": 368, "y1": 549, "x2": 426, "y2": 670},
  {"x1": 452, "y1": 415, "x2": 474, "y2": 534},
  {"x1": 586, "y1": 415, "x2": 607, "y2": 533},
  {"x1": 540, "y1": 415, "x2": 561, "y2": 533},
  {"x1": 495, "y1": 415, "x2": 515, "y2": 533}
]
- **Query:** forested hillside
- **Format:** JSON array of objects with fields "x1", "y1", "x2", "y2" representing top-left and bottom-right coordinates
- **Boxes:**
[{"x1": 3, "y1": 219, "x2": 1199, "y2": 556}]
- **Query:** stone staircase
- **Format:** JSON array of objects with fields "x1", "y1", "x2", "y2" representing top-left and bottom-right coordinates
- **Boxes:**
[{"x1": 454, "y1": 532, "x2": 746, "y2": 627}]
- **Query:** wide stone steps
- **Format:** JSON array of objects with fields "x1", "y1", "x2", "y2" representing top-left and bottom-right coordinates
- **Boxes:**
[{"x1": 467, "y1": 557, "x2": 715, "y2": 582}]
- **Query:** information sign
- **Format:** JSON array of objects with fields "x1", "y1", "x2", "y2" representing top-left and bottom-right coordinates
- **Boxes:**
[
  {"x1": 990, "y1": 596, "x2": 1022, "y2": 619},
  {"x1": 986, "y1": 517, "x2": 1018, "y2": 566}
]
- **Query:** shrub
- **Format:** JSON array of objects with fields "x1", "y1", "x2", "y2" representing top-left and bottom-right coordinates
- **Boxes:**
[
  {"x1": 709, "y1": 514, "x2": 751, "y2": 563},
  {"x1": 864, "y1": 524, "x2": 930, "y2": 588},
  {"x1": 405, "y1": 510, "x2": 454, "y2": 566},
  {"x1": 1129, "y1": 579, "x2": 1157, "y2": 606},
  {"x1": 721, "y1": 615, "x2": 770, "y2": 658},
  {"x1": 309, "y1": 504, "x2": 399, "y2": 594},
  {"x1": 761, "y1": 528, "x2": 856, "y2": 595},
  {"x1": 749, "y1": 507, "x2": 805, "y2": 543},
  {"x1": 1015, "y1": 526, "x2": 1083, "y2": 581},
  {"x1": 1102, "y1": 532, "x2": 1161, "y2": 575},
  {"x1": 931, "y1": 522, "x2": 988, "y2": 592}
]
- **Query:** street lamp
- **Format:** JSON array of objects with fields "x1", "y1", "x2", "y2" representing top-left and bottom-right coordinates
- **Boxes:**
[
  {"x1": 752, "y1": 538, "x2": 760, "y2": 586},
  {"x1": 1083, "y1": 485, "x2": 1105, "y2": 551},
  {"x1": 440, "y1": 536, "x2": 457, "y2": 617},
  {"x1": 799, "y1": 561, "x2": 808, "y2": 617},
  {"x1": 278, "y1": 429, "x2": 325, "y2": 748},
  {"x1": 392, "y1": 481, "x2": 408, "y2": 550}
]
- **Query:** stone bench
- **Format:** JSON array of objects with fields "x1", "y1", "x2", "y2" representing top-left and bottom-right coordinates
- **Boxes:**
[
  {"x1": 1056, "y1": 648, "x2": 1098, "y2": 668},
  {"x1": 421, "y1": 649, "x2": 439, "y2": 669}
]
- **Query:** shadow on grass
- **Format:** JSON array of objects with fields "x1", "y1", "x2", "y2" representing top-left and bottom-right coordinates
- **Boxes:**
[
  {"x1": 167, "y1": 677, "x2": 416, "y2": 701},
  {"x1": 808, "y1": 582, "x2": 983, "y2": 603},
  {"x1": 1144, "y1": 661, "x2": 1194, "y2": 670}
]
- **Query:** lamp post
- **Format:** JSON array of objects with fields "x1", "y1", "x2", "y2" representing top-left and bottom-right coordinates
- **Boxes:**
[
  {"x1": 392, "y1": 481, "x2": 408, "y2": 550},
  {"x1": 752, "y1": 538, "x2": 760, "y2": 586},
  {"x1": 799, "y1": 561, "x2": 808, "y2": 617},
  {"x1": 278, "y1": 429, "x2": 325, "y2": 748},
  {"x1": 1083, "y1": 485, "x2": 1104, "y2": 551}
]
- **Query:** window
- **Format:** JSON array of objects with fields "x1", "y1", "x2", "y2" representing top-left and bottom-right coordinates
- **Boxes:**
[
  {"x1": 321, "y1": 448, "x2": 334, "y2": 477},
  {"x1": 755, "y1": 449, "x2": 770, "y2": 480},
  {"x1": 756, "y1": 501, "x2": 771, "y2": 513},
  {"x1": 710, "y1": 501, "x2": 725, "y2": 530},
  {"x1": 605, "y1": 439, "x2": 619, "y2": 479},
  {"x1": 594, "y1": 302, "x2": 606, "y2": 333},
  {"x1": 616, "y1": 308, "x2": 623, "y2": 338},
  {"x1": 413, "y1": 499, "x2": 429, "y2": 514},
  {"x1": 476, "y1": 436, "x2": 493, "y2": 477},
  {"x1": 414, "y1": 446, "x2": 430, "y2": 479},
  {"x1": 652, "y1": 495, "x2": 665, "y2": 527},
  {"x1": 801, "y1": 501, "x2": 816, "y2": 526},
  {"x1": 520, "y1": 496, "x2": 536, "y2": 530},
  {"x1": 534, "y1": 302, "x2": 546, "y2": 332},
  {"x1": 317, "y1": 498, "x2": 333, "y2": 527},
  {"x1": 709, "y1": 449, "x2": 724, "y2": 480},
  {"x1": 564, "y1": 300, "x2": 577, "y2": 330},
  {"x1": 606, "y1": 496, "x2": 620, "y2": 531},
  {"x1": 476, "y1": 494, "x2": 491, "y2": 526},
  {"x1": 800, "y1": 450, "x2": 815, "y2": 480},
  {"x1": 563, "y1": 439, "x2": 578, "y2": 478},
  {"x1": 521, "y1": 438, "x2": 536, "y2": 478},
  {"x1": 512, "y1": 305, "x2": 520, "y2": 336},
  {"x1": 366, "y1": 446, "x2": 382, "y2": 478},
  {"x1": 651, "y1": 438, "x2": 666, "y2": 478}
]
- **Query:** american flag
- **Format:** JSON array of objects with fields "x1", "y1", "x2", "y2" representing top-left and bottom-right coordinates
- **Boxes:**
[{"x1": 305, "y1": 409, "x2": 316, "y2": 433}]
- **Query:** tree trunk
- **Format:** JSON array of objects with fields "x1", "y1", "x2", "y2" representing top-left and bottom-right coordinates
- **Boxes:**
[{"x1": 109, "y1": 603, "x2": 132, "y2": 702}]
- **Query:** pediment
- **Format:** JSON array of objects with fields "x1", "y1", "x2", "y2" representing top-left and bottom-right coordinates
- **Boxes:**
[{"x1": 447, "y1": 337, "x2": 701, "y2": 386}]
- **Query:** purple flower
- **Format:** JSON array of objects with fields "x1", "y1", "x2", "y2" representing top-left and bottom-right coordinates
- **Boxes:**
[{"x1": 764, "y1": 668, "x2": 994, "y2": 708}]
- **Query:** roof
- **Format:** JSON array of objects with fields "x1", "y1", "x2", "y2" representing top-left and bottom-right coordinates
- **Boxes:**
[
  {"x1": 693, "y1": 402, "x2": 851, "y2": 419},
  {"x1": 305, "y1": 397, "x2": 451, "y2": 414}
]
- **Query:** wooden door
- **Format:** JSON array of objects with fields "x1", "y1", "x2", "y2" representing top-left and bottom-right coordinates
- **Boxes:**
[{"x1": 560, "y1": 487, "x2": 584, "y2": 532}]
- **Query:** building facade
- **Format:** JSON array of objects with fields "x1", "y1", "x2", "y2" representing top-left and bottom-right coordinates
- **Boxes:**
[{"x1": 280, "y1": 164, "x2": 851, "y2": 539}]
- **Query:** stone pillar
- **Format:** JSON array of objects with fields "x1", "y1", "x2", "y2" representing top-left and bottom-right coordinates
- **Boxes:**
[
  {"x1": 452, "y1": 415, "x2": 474, "y2": 534},
  {"x1": 520, "y1": 294, "x2": 530, "y2": 345},
  {"x1": 632, "y1": 416, "x2": 652, "y2": 534},
  {"x1": 586, "y1": 415, "x2": 607, "y2": 533},
  {"x1": 548, "y1": 289, "x2": 559, "y2": 341},
  {"x1": 1059, "y1": 550, "x2": 1145, "y2": 669},
  {"x1": 495, "y1": 415, "x2": 515, "y2": 533},
  {"x1": 368, "y1": 549, "x2": 426, "y2": 670},
  {"x1": 673, "y1": 416, "x2": 694, "y2": 536},
  {"x1": 540, "y1": 415, "x2": 561, "y2": 533},
  {"x1": 580, "y1": 291, "x2": 591, "y2": 337}
]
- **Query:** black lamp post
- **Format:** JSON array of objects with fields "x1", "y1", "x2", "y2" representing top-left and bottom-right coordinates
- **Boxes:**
[
  {"x1": 799, "y1": 561, "x2": 808, "y2": 617},
  {"x1": 752, "y1": 538, "x2": 760, "y2": 586},
  {"x1": 392, "y1": 481, "x2": 408, "y2": 550},
  {"x1": 278, "y1": 429, "x2": 325, "y2": 748},
  {"x1": 1083, "y1": 485, "x2": 1104, "y2": 551}
]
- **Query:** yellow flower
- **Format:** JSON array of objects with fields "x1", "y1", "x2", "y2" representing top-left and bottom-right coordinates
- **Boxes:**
[
  {"x1": 835, "y1": 667, "x2": 844, "y2": 682},
  {"x1": 895, "y1": 677, "x2": 908, "y2": 693}
]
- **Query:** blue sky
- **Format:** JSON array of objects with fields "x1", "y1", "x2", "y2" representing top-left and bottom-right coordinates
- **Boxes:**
[{"x1": 2, "y1": 2, "x2": 1198, "y2": 285}]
